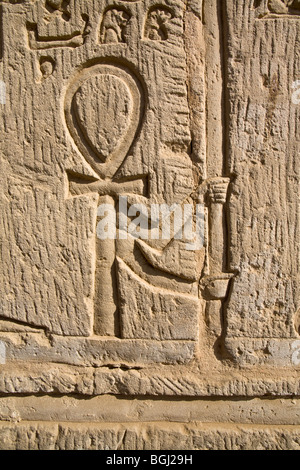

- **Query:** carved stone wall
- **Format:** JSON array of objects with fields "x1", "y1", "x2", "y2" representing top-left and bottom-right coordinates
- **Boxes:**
[{"x1": 0, "y1": 0, "x2": 300, "y2": 450}]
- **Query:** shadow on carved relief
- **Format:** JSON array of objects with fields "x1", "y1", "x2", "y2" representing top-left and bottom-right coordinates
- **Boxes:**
[
  {"x1": 27, "y1": 0, "x2": 90, "y2": 50},
  {"x1": 255, "y1": 0, "x2": 300, "y2": 17},
  {"x1": 65, "y1": 61, "x2": 145, "y2": 179},
  {"x1": 100, "y1": 7, "x2": 131, "y2": 44},
  {"x1": 294, "y1": 309, "x2": 300, "y2": 336},
  {"x1": 0, "y1": 0, "x2": 239, "y2": 369},
  {"x1": 64, "y1": 61, "x2": 146, "y2": 337},
  {"x1": 39, "y1": 56, "x2": 56, "y2": 79},
  {"x1": 45, "y1": 0, "x2": 71, "y2": 21},
  {"x1": 144, "y1": 6, "x2": 173, "y2": 41}
]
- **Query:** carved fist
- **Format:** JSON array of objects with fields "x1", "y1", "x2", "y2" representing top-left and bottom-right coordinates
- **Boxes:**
[{"x1": 46, "y1": 0, "x2": 70, "y2": 13}]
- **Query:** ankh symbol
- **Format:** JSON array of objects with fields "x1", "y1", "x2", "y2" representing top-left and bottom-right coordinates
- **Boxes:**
[{"x1": 64, "y1": 63, "x2": 146, "y2": 336}]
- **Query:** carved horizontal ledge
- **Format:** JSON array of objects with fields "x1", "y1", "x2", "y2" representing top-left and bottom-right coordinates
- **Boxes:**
[{"x1": 0, "y1": 334, "x2": 196, "y2": 367}]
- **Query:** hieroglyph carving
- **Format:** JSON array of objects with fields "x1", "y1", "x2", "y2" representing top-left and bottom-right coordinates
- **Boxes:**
[
  {"x1": 39, "y1": 56, "x2": 55, "y2": 79},
  {"x1": 45, "y1": 0, "x2": 71, "y2": 21},
  {"x1": 0, "y1": 0, "x2": 234, "y2": 367},
  {"x1": 255, "y1": 0, "x2": 300, "y2": 16},
  {"x1": 144, "y1": 6, "x2": 173, "y2": 40},
  {"x1": 100, "y1": 8, "x2": 131, "y2": 44},
  {"x1": 27, "y1": 0, "x2": 90, "y2": 49}
]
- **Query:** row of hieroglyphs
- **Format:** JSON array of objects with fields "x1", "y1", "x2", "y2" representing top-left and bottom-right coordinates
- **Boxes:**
[{"x1": 27, "y1": 0, "x2": 174, "y2": 50}]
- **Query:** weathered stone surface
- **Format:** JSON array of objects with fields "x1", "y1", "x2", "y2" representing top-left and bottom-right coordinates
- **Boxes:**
[
  {"x1": 225, "y1": 0, "x2": 300, "y2": 351},
  {"x1": 0, "y1": 0, "x2": 300, "y2": 450},
  {"x1": 1, "y1": 421, "x2": 300, "y2": 450}
]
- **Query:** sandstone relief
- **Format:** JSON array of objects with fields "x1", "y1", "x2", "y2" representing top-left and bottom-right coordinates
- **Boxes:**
[
  {"x1": 100, "y1": 8, "x2": 131, "y2": 44},
  {"x1": 255, "y1": 0, "x2": 300, "y2": 16},
  {"x1": 0, "y1": 0, "x2": 300, "y2": 450},
  {"x1": 27, "y1": 0, "x2": 90, "y2": 49},
  {"x1": 0, "y1": 0, "x2": 235, "y2": 363},
  {"x1": 144, "y1": 6, "x2": 173, "y2": 40},
  {"x1": 65, "y1": 63, "x2": 147, "y2": 336}
]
